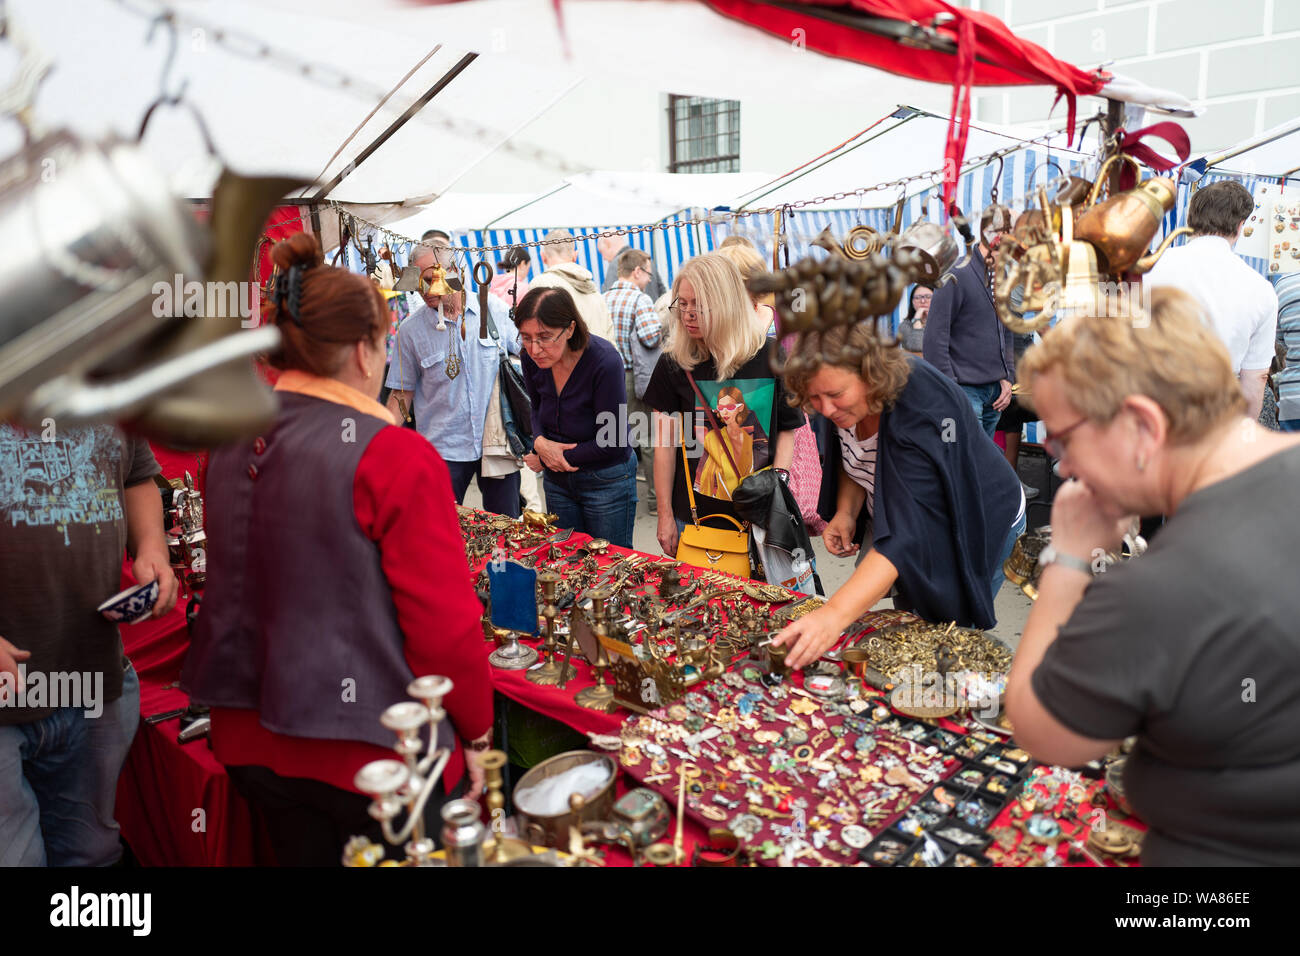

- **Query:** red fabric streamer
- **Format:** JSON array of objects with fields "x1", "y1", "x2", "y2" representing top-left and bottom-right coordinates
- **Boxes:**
[
  {"x1": 942, "y1": 15, "x2": 975, "y2": 212},
  {"x1": 1116, "y1": 122, "x2": 1191, "y2": 189}
]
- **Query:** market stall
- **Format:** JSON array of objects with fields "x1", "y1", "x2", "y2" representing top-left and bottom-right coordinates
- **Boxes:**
[{"x1": 113, "y1": 455, "x2": 1144, "y2": 868}]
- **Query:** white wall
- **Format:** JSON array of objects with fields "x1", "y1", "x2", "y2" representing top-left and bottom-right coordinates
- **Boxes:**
[
  {"x1": 453, "y1": 71, "x2": 951, "y2": 197},
  {"x1": 972, "y1": 0, "x2": 1300, "y2": 155}
]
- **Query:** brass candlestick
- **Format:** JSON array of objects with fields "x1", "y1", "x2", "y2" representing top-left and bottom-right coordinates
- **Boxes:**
[
  {"x1": 480, "y1": 749, "x2": 533, "y2": 863},
  {"x1": 527, "y1": 570, "x2": 574, "y2": 686},
  {"x1": 575, "y1": 588, "x2": 617, "y2": 712}
]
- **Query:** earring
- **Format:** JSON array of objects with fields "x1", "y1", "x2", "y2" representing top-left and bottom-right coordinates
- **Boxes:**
[{"x1": 1135, "y1": 454, "x2": 1146, "y2": 472}]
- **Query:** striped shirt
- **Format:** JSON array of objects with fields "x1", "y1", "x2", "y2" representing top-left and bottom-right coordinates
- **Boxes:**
[
  {"x1": 837, "y1": 426, "x2": 879, "y2": 519},
  {"x1": 1275, "y1": 273, "x2": 1300, "y2": 422},
  {"x1": 604, "y1": 279, "x2": 662, "y2": 370}
]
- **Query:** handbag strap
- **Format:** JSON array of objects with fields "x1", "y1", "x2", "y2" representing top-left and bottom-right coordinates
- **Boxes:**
[
  {"x1": 684, "y1": 370, "x2": 744, "y2": 482},
  {"x1": 680, "y1": 420, "x2": 701, "y2": 527}
]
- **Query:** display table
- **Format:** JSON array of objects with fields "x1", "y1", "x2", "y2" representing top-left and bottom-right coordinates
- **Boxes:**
[{"x1": 114, "y1": 494, "x2": 1142, "y2": 867}]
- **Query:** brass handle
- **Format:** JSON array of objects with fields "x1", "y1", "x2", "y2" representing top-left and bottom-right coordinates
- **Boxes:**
[
  {"x1": 1131, "y1": 226, "x2": 1193, "y2": 275},
  {"x1": 1085, "y1": 154, "x2": 1142, "y2": 208}
]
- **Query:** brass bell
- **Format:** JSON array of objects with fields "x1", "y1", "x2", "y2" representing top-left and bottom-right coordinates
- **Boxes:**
[{"x1": 421, "y1": 264, "x2": 455, "y2": 296}]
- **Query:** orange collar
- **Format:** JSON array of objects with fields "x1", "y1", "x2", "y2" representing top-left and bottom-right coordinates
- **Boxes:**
[{"x1": 273, "y1": 369, "x2": 396, "y2": 426}]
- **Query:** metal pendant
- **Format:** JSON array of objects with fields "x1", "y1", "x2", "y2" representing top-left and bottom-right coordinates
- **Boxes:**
[{"x1": 445, "y1": 353, "x2": 462, "y2": 380}]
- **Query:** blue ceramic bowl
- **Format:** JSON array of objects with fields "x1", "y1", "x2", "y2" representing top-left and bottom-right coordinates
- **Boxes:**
[{"x1": 97, "y1": 580, "x2": 160, "y2": 624}]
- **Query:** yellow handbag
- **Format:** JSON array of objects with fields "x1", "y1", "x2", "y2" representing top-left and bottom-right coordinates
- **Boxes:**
[{"x1": 676, "y1": 424, "x2": 751, "y2": 577}]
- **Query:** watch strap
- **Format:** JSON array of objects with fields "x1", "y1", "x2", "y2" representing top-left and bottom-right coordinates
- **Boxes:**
[{"x1": 1039, "y1": 545, "x2": 1093, "y2": 576}]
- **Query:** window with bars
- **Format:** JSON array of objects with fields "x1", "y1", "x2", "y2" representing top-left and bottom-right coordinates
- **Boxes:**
[{"x1": 666, "y1": 95, "x2": 740, "y2": 173}]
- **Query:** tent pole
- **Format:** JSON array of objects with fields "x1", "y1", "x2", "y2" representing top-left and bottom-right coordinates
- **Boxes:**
[
  {"x1": 1103, "y1": 98, "x2": 1125, "y2": 196},
  {"x1": 311, "y1": 53, "x2": 479, "y2": 201},
  {"x1": 1203, "y1": 118, "x2": 1300, "y2": 172}
]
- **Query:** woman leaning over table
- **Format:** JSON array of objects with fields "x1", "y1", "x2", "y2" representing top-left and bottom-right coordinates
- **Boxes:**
[
  {"x1": 181, "y1": 233, "x2": 494, "y2": 866},
  {"x1": 772, "y1": 324, "x2": 1024, "y2": 668},
  {"x1": 1005, "y1": 288, "x2": 1300, "y2": 866},
  {"x1": 517, "y1": 286, "x2": 638, "y2": 548},
  {"x1": 643, "y1": 253, "x2": 804, "y2": 558}
]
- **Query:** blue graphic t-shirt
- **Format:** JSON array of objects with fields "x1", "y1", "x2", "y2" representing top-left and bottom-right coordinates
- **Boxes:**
[{"x1": 0, "y1": 424, "x2": 158, "y2": 724}]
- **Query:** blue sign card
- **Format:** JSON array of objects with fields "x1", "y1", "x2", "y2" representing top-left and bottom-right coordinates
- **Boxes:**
[{"x1": 487, "y1": 559, "x2": 539, "y2": 636}]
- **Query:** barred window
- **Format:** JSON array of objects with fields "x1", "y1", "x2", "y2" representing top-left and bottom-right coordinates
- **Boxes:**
[{"x1": 667, "y1": 95, "x2": 740, "y2": 173}]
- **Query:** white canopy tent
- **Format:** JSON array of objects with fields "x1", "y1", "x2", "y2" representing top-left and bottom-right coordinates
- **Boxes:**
[
  {"x1": 1185, "y1": 117, "x2": 1300, "y2": 182},
  {"x1": 390, "y1": 170, "x2": 776, "y2": 232},
  {"x1": 0, "y1": 0, "x2": 587, "y2": 212},
  {"x1": 733, "y1": 105, "x2": 1103, "y2": 212}
]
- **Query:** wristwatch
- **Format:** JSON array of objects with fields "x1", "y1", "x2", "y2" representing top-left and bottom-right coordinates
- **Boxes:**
[{"x1": 1037, "y1": 545, "x2": 1093, "y2": 577}]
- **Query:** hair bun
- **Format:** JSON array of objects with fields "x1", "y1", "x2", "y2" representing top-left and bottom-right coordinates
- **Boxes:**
[{"x1": 270, "y1": 231, "x2": 325, "y2": 271}]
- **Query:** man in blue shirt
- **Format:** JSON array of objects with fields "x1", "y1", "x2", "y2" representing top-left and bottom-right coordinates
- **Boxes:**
[
  {"x1": 385, "y1": 242, "x2": 523, "y2": 516},
  {"x1": 923, "y1": 208, "x2": 1015, "y2": 440}
]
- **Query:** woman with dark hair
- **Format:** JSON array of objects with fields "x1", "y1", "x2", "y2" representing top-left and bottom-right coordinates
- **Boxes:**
[
  {"x1": 772, "y1": 324, "x2": 1024, "y2": 668},
  {"x1": 182, "y1": 232, "x2": 494, "y2": 865},
  {"x1": 516, "y1": 285, "x2": 637, "y2": 547},
  {"x1": 897, "y1": 284, "x2": 932, "y2": 358}
]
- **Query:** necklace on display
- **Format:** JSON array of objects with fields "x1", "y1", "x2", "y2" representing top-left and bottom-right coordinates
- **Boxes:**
[{"x1": 445, "y1": 317, "x2": 462, "y2": 381}]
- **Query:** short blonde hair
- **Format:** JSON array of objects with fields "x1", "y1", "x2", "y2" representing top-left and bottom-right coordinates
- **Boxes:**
[
  {"x1": 718, "y1": 235, "x2": 757, "y2": 251},
  {"x1": 1018, "y1": 287, "x2": 1246, "y2": 444},
  {"x1": 541, "y1": 229, "x2": 576, "y2": 263},
  {"x1": 665, "y1": 253, "x2": 768, "y2": 380},
  {"x1": 715, "y1": 242, "x2": 774, "y2": 310}
]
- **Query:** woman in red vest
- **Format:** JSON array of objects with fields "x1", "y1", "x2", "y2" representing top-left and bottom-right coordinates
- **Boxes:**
[{"x1": 183, "y1": 233, "x2": 494, "y2": 865}]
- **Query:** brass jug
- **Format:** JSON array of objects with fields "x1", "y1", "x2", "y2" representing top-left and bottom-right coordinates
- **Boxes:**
[{"x1": 1074, "y1": 154, "x2": 1180, "y2": 275}]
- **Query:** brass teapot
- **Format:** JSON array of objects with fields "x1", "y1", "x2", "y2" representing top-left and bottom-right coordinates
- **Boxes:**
[{"x1": 1074, "y1": 154, "x2": 1191, "y2": 275}]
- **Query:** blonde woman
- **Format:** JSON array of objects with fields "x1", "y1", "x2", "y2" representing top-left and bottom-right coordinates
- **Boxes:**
[
  {"x1": 643, "y1": 253, "x2": 803, "y2": 557},
  {"x1": 1004, "y1": 288, "x2": 1300, "y2": 866}
]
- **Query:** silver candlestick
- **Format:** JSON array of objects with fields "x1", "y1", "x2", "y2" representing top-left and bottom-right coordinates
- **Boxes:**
[{"x1": 350, "y1": 675, "x2": 455, "y2": 867}]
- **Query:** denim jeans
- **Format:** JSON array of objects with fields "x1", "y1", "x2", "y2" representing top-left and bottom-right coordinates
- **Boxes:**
[
  {"x1": 1280, "y1": 418, "x2": 1300, "y2": 433},
  {"x1": 444, "y1": 459, "x2": 521, "y2": 517},
  {"x1": 989, "y1": 509, "x2": 1029, "y2": 607},
  {"x1": 0, "y1": 662, "x2": 140, "y2": 866},
  {"x1": 961, "y1": 383, "x2": 1002, "y2": 440},
  {"x1": 543, "y1": 454, "x2": 637, "y2": 548}
]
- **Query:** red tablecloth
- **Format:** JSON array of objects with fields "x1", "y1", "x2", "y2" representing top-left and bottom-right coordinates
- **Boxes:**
[{"x1": 116, "y1": 607, "x2": 275, "y2": 865}]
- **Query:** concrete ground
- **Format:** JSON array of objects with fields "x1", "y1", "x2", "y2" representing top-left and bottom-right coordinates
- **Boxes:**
[{"x1": 463, "y1": 473, "x2": 1034, "y2": 652}]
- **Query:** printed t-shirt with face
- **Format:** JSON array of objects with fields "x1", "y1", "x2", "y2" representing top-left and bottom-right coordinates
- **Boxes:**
[
  {"x1": 0, "y1": 424, "x2": 159, "y2": 725},
  {"x1": 643, "y1": 348, "x2": 803, "y2": 526}
]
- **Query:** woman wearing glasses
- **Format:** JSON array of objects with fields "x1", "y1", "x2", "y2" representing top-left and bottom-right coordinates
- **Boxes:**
[
  {"x1": 643, "y1": 253, "x2": 804, "y2": 558},
  {"x1": 772, "y1": 323, "x2": 1024, "y2": 669},
  {"x1": 897, "y1": 284, "x2": 933, "y2": 358},
  {"x1": 1004, "y1": 288, "x2": 1300, "y2": 866},
  {"x1": 516, "y1": 286, "x2": 638, "y2": 548}
]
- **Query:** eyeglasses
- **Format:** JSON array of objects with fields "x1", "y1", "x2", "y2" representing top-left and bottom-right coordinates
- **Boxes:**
[
  {"x1": 669, "y1": 299, "x2": 704, "y2": 320},
  {"x1": 716, "y1": 402, "x2": 741, "y2": 412},
  {"x1": 1043, "y1": 416, "x2": 1088, "y2": 460},
  {"x1": 519, "y1": 325, "x2": 570, "y2": 349}
]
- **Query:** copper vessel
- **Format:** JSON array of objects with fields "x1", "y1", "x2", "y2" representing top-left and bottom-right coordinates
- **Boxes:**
[{"x1": 1074, "y1": 155, "x2": 1180, "y2": 275}]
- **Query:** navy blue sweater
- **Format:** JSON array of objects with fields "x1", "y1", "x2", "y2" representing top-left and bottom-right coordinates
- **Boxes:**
[
  {"x1": 922, "y1": 253, "x2": 1015, "y2": 386},
  {"x1": 521, "y1": 334, "x2": 632, "y2": 469},
  {"x1": 872, "y1": 358, "x2": 1022, "y2": 630}
]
